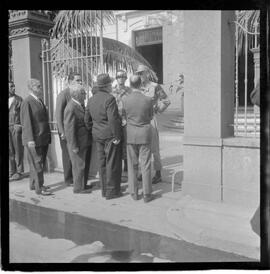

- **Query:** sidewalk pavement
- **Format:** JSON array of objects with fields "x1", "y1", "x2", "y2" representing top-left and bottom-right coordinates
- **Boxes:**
[{"x1": 9, "y1": 132, "x2": 260, "y2": 261}]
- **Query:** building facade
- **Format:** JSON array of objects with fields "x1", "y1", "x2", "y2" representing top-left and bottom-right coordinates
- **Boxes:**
[
  {"x1": 9, "y1": 10, "x2": 260, "y2": 209},
  {"x1": 102, "y1": 10, "x2": 260, "y2": 208}
]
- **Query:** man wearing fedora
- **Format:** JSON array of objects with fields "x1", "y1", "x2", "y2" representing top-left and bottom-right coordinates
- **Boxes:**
[
  {"x1": 122, "y1": 75, "x2": 154, "y2": 203},
  {"x1": 112, "y1": 69, "x2": 132, "y2": 172},
  {"x1": 136, "y1": 64, "x2": 171, "y2": 184},
  {"x1": 85, "y1": 73, "x2": 122, "y2": 200}
]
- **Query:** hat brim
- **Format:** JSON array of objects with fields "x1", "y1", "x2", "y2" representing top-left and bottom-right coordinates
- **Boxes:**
[
  {"x1": 97, "y1": 82, "x2": 112, "y2": 87},
  {"x1": 135, "y1": 69, "x2": 147, "y2": 73}
]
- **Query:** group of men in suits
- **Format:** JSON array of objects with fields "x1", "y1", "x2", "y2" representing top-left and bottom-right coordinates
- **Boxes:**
[{"x1": 15, "y1": 64, "x2": 170, "y2": 200}]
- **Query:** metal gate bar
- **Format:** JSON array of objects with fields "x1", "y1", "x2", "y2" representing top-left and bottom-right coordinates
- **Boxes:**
[
  {"x1": 41, "y1": 10, "x2": 104, "y2": 131},
  {"x1": 233, "y1": 10, "x2": 260, "y2": 138}
]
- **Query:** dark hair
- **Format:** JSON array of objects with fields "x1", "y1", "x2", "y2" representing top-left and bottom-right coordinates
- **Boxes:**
[
  {"x1": 68, "y1": 72, "x2": 81, "y2": 82},
  {"x1": 116, "y1": 69, "x2": 127, "y2": 78}
]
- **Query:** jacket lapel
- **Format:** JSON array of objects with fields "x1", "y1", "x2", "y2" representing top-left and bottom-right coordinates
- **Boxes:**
[{"x1": 72, "y1": 100, "x2": 84, "y2": 113}]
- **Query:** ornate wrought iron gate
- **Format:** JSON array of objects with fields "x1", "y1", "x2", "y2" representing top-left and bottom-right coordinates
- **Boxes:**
[
  {"x1": 41, "y1": 10, "x2": 104, "y2": 131},
  {"x1": 233, "y1": 11, "x2": 260, "y2": 138}
]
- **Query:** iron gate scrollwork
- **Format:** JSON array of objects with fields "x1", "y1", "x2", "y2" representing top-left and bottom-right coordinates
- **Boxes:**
[{"x1": 41, "y1": 10, "x2": 104, "y2": 132}]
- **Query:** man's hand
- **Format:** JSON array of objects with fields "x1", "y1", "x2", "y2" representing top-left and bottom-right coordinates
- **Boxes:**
[
  {"x1": 121, "y1": 119, "x2": 127, "y2": 126},
  {"x1": 112, "y1": 138, "x2": 120, "y2": 145},
  {"x1": 72, "y1": 148, "x2": 79, "y2": 153},
  {"x1": 28, "y1": 141, "x2": 36, "y2": 148},
  {"x1": 60, "y1": 133, "x2": 66, "y2": 140}
]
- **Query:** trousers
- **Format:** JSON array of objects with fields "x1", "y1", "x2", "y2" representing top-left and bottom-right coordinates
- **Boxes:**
[
  {"x1": 67, "y1": 145, "x2": 91, "y2": 192},
  {"x1": 26, "y1": 145, "x2": 48, "y2": 194},
  {"x1": 96, "y1": 138, "x2": 122, "y2": 197},
  {"x1": 9, "y1": 125, "x2": 24, "y2": 175},
  {"x1": 59, "y1": 135, "x2": 73, "y2": 185},
  {"x1": 150, "y1": 116, "x2": 162, "y2": 171},
  {"x1": 127, "y1": 143, "x2": 152, "y2": 195}
]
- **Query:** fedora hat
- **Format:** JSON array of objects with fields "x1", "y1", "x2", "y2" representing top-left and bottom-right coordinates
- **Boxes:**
[
  {"x1": 135, "y1": 64, "x2": 149, "y2": 74},
  {"x1": 96, "y1": 73, "x2": 112, "y2": 87}
]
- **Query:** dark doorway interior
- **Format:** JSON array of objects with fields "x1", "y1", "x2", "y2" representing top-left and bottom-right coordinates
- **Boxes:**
[{"x1": 136, "y1": 43, "x2": 163, "y2": 84}]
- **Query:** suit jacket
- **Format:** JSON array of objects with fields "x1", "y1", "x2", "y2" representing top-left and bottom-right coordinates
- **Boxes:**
[
  {"x1": 122, "y1": 90, "x2": 153, "y2": 144},
  {"x1": 55, "y1": 87, "x2": 71, "y2": 135},
  {"x1": 9, "y1": 94, "x2": 23, "y2": 126},
  {"x1": 20, "y1": 95, "x2": 51, "y2": 147},
  {"x1": 85, "y1": 89, "x2": 121, "y2": 141},
  {"x1": 64, "y1": 99, "x2": 91, "y2": 151}
]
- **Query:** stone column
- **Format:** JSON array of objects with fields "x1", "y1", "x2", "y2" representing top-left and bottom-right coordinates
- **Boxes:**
[
  {"x1": 9, "y1": 10, "x2": 55, "y2": 172},
  {"x1": 182, "y1": 11, "x2": 235, "y2": 202},
  {"x1": 9, "y1": 10, "x2": 54, "y2": 99}
]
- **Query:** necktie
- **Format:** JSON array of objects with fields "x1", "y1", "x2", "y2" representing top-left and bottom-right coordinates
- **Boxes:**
[{"x1": 38, "y1": 98, "x2": 45, "y2": 109}]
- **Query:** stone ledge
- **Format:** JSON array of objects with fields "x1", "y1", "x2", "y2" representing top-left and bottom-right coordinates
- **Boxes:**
[
  {"x1": 183, "y1": 136, "x2": 223, "y2": 147},
  {"x1": 223, "y1": 137, "x2": 260, "y2": 149},
  {"x1": 183, "y1": 136, "x2": 260, "y2": 148}
]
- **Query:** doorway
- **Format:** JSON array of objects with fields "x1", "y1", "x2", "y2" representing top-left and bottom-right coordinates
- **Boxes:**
[{"x1": 136, "y1": 43, "x2": 163, "y2": 84}]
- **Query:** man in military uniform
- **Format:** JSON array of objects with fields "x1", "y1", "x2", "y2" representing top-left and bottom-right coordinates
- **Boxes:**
[
  {"x1": 112, "y1": 70, "x2": 132, "y2": 172},
  {"x1": 136, "y1": 65, "x2": 171, "y2": 184},
  {"x1": 9, "y1": 81, "x2": 24, "y2": 180}
]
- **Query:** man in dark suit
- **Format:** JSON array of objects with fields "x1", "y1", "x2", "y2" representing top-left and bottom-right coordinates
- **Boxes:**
[
  {"x1": 55, "y1": 73, "x2": 82, "y2": 186},
  {"x1": 85, "y1": 74, "x2": 122, "y2": 200},
  {"x1": 122, "y1": 75, "x2": 154, "y2": 203},
  {"x1": 20, "y1": 79, "x2": 52, "y2": 195},
  {"x1": 64, "y1": 83, "x2": 92, "y2": 194},
  {"x1": 9, "y1": 81, "x2": 24, "y2": 180}
]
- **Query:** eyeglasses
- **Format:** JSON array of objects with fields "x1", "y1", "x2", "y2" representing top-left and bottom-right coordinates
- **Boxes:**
[{"x1": 116, "y1": 76, "x2": 127, "y2": 79}]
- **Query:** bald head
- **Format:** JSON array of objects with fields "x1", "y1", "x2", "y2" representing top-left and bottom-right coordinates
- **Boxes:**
[{"x1": 129, "y1": 75, "x2": 141, "y2": 89}]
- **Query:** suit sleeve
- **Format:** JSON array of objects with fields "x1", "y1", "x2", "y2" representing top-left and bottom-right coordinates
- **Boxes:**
[
  {"x1": 15, "y1": 96, "x2": 23, "y2": 125},
  {"x1": 64, "y1": 107, "x2": 77, "y2": 150},
  {"x1": 20, "y1": 100, "x2": 34, "y2": 143},
  {"x1": 84, "y1": 99, "x2": 93, "y2": 131},
  {"x1": 106, "y1": 96, "x2": 121, "y2": 140},
  {"x1": 55, "y1": 92, "x2": 66, "y2": 135}
]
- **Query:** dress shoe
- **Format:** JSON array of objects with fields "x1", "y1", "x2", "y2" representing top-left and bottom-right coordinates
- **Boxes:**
[
  {"x1": 143, "y1": 194, "x2": 153, "y2": 203},
  {"x1": 85, "y1": 185, "x2": 93, "y2": 190},
  {"x1": 105, "y1": 192, "x2": 122, "y2": 200},
  {"x1": 11, "y1": 173, "x2": 23, "y2": 181},
  {"x1": 131, "y1": 193, "x2": 139, "y2": 201},
  {"x1": 137, "y1": 174, "x2": 142, "y2": 181},
  {"x1": 152, "y1": 175, "x2": 162, "y2": 184},
  {"x1": 73, "y1": 189, "x2": 92, "y2": 194},
  {"x1": 42, "y1": 186, "x2": 50, "y2": 190},
  {"x1": 37, "y1": 189, "x2": 52, "y2": 196}
]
